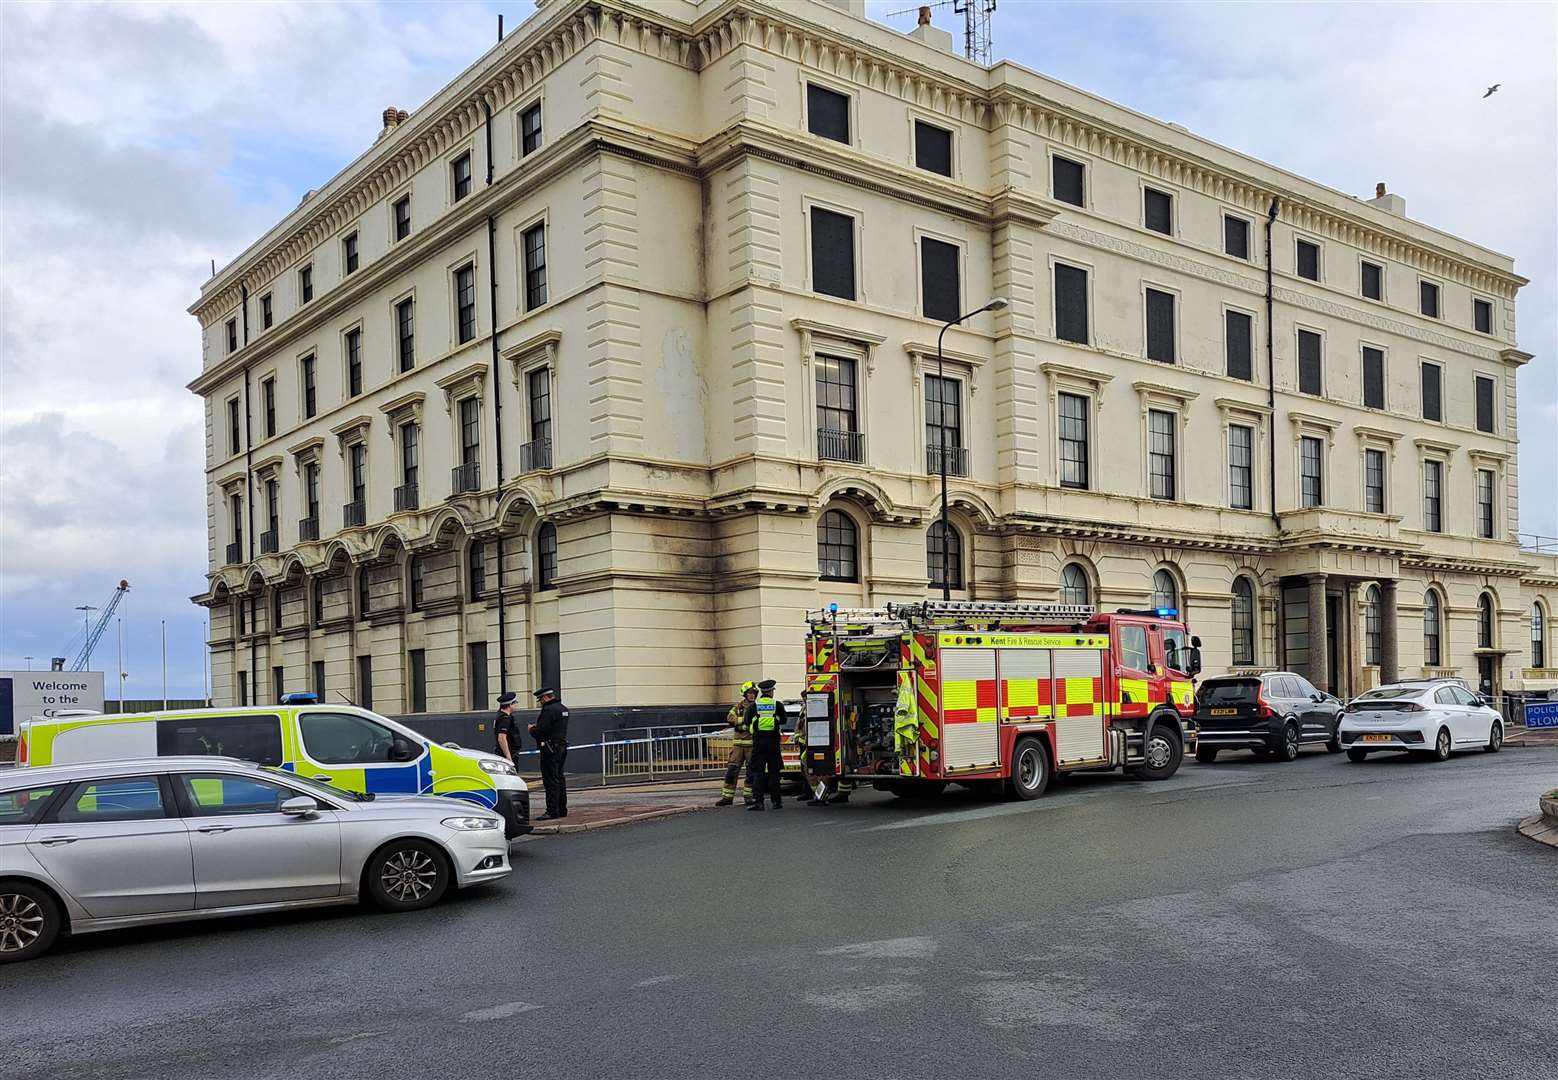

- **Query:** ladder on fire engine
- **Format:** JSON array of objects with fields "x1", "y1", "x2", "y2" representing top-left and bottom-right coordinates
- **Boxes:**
[{"x1": 887, "y1": 600, "x2": 1095, "y2": 623}]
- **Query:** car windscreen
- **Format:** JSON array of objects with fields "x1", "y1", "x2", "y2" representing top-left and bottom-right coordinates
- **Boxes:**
[
  {"x1": 1197, "y1": 680, "x2": 1261, "y2": 705},
  {"x1": 1358, "y1": 687, "x2": 1422, "y2": 700}
]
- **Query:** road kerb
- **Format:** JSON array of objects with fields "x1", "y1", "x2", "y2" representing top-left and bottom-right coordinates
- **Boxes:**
[
  {"x1": 530, "y1": 804, "x2": 703, "y2": 835},
  {"x1": 1515, "y1": 793, "x2": 1558, "y2": 849}
]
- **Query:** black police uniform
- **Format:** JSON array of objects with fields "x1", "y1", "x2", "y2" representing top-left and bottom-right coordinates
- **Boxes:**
[
  {"x1": 532, "y1": 690, "x2": 570, "y2": 818},
  {"x1": 494, "y1": 693, "x2": 523, "y2": 767}
]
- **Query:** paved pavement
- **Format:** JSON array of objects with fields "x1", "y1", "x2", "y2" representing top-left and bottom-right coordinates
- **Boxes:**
[
  {"x1": 526, "y1": 778, "x2": 719, "y2": 833},
  {"x1": 8, "y1": 746, "x2": 1557, "y2": 1080}
]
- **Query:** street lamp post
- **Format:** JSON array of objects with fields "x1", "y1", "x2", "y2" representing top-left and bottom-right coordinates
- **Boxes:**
[{"x1": 935, "y1": 297, "x2": 1009, "y2": 600}]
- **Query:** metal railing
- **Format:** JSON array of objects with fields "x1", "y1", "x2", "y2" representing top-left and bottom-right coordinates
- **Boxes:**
[
  {"x1": 298, "y1": 516, "x2": 319, "y2": 542},
  {"x1": 926, "y1": 443, "x2": 969, "y2": 477},
  {"x1": 599, "y1": 724, "x2": 729, "y2": 785},
  {"x1": 259, "y1": 529, "x2": 278, "y2": 554},
  {"x1": 451, "y1": 460, "x2": 480, "y2": 495},
  {"x1": 520, "y1": 437, "x2": 552, "y2": 472},
  {"x1": 342, "y1": 499, "x2": 366, "y2": 528},
  {"x1": 1520, "y1": 533, "x2": 1558, "y2": 554},
  {"x1": 224, "y1": 541, "x2": 241, "y2": 565},
  {"x1": 818, "y1": 427, "x2": 865, "y2": 464},
  {"x1": 394, "y1": 483, "x2": 419, "y2": 512}
]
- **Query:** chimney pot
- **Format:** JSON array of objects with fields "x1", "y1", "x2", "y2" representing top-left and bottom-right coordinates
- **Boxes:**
[
  {"x1": 396, "y1": 109, "x2": 408, "y2": 123},
  {"x1": 383, "y1": 107, "x2": 400, "y2": 128},
  {"x1": 918, "y1": 5, "x2": 931, "y2": 24},
  {"x1": 1375, "y1": 182, "x2": 1386, "y2": 198}
]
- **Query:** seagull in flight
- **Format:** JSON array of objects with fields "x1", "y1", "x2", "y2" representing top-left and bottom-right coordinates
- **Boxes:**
[{"x1": 1483, "y1": 84, "x2": 1500, "y2": 98}]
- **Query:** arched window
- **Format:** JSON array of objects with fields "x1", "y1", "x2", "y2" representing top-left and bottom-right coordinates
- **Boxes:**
[
  {"x1": 1364, "y1": 585, "x2": 1382, "y2": 666},
  {"x1": 1231, "y1": 577, "x2": 1256, "y2": 665},
  {"x1": 1152, "y1": 569, "x2": 1179, "y2": 613},
  {"x1": 1423, "y1": 590, "x2": 1442, "y2": 667},
  {"x1": 818, "y1": 510, "x2": 858, "y2": 583},
  {"x1": 1060, "y1": 562, "x2": 1090, "y2": 606},
  {"x1": 1534, "y1": 603, "x2": 1548, "y2": 669},
  {"x1": 1477, "y1": 593, "x2": 1494, "y2": 650},
  {"x1": 536, "y1": 522, "x2": 558, "y2": 592},
  {"x1": 927, "y1": 521, "x2": 963, "y2": 591}
]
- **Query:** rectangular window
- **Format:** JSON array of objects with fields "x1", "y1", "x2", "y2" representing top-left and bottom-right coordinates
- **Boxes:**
[
  {"x1": 409, "y1": 649, "x2": 426, "y2": 713},
  {"x1": 343, "y1": 231, "x2": 359, "y2": 274},
  {"x1": 914, "y1": 120, "x2": 952, "y2": 177},
  {"x1": 523, "y1": 223, "x2": 548, "y2": 310},
  {"x1": 806, "y1": 83, "x2": 850, "y2": 143},
  {"x1": 395, "y1": 298, "x2": 414, "y2": 372},
  {"x1": 1421, "y1": 362, "x2": 1442, "y2": 422},
  {"x1": 1362, "y1": 347, "x2": 1385, "y2": 410},
  {"x1": 1364, "y1": 448, "x2": 1386, "y2": 514},
  {"x1": 237, "y1": 671, "x2": 249, "y2": 706},
  {"x1": 1225, "y1": 310, "x2": 1253, "y2": 381},
  {"x1": 1145, "y1": 288, "x2": 1176, "y2": 364},
  {"x1": 455, "y1": 263, "x2": 476, "y2": 344},
  {"x1": 1224, "y1": 215, "x2": 1250, "y2": 260},
  {"x1": 809, "y1": 207, "x2": 856, "y2": 301},
  {"x1": 815, "y1": 354, "x2": 858, "y2": 434},
  {"x1": 408, "y1": 556, "x2": 424, "y2": 610},
  {"x1": 357, "y1": 655, "x2": 373, "y2": 712},
  {"x1": 400, "y1": 422, "x2": 418, "y2": 487},
  {"x1": 1361, "y1": 260, "x2": 1383, "y2": 301},
  {"x1": 1419, "y1": 280, "x2": 1439, "y2": 318},
  {"x1": 1473, "y1": 297, "x2": 1493, "y2": 335},
  {"x1": 1423, "y1": 459, "x2": 1443, "y2": 532},
  {"x1": 226, "y1": 318, "x2": 238, "y2": 353},
  {"x1": 1054, "y1": 263, "x2": 1089, "y2": 345},
  {"x1": 1058, "y1": 392, "x2": 1089, "y2": 490},
  {"x1": 394, "y1": 195, "x2": 411, "y2": 241},
  {"x1": 1143, "y1": 187, "x2": 1173, "y2": 234},
  {"x1": 1300, "y1": 436, "x2": 1323, "y2": 507},
  {"x1": 301, "y1": 354, "x2": 317, "y2": 418},
  {"x1": 350, "y1": 442, "x2": 367, "y2": 506},
  {"x1": 452, "y1": 153, "x2": 472, "y2": 201},
  {"x1": 299, "y1": 264, "x2": 313, "y2": 304},
  {"x1": 459, "y1": 397, "x2": 480, "y2": 466},
  {"x1": 347, "y1": 327, "x2": 363, "y2": 396},
  {"x1": 925, "y1": 374, "x2": 963, "y2": 466},
  {"x1": 468, "y1": 642, "x2": 489, "y2": 711},
  {"x1": 468, "y1": 540, "x2": 486, "y2": 599},
  {"x1": 920, "y1": 237, "x2": 961, "y2": 323},
  {"x1": 1148, "y1": 409, "x2": 1176, "y2": 500},
  {"x1": 272, "y1": 666, "x2": 285, "y2": 706},
  {"x1": 528, "y1": 368, "x2": 552, "y2": 445},
  {"x1": 313, "y1": 660, "x2": 326, "y2": 701},
  {"x1": 1229, "y1": 425, "x2": 1253, "y2": 510},
  {"x1": 520, "y1": 102, "x2": 542, "y2": 155},
  {"x1": 1297, "y1": 329, "x2": 1323, "y2": 396},
  {"x1": 261, "y1": 294, "x2": 273, "y2": 330},
  {"x1": 229, "y1": 492, "x2": 243, "y2": 550},
  {"x1": 1476, "y1": 468, "x2": 1495, "y2": 538},
  {"x1": 1296, "y1": 239, "x2": 1320, "y2": 281},
  {"x1": 1474, "y1": 375, "x2": 1495, "y2": 433},
  {"x1": 1052, "y1": 155, "x2": 1085, "y2": 207},
  {"x1": 262, "y1": 377, "x2": 276, "y2": 439},
  {"x1": 305, "y1": 461, "x2": 320, "y2": 522},
  {"x1": 538, "y1": 633, "x2": 560, "y2": 696},
  {"x1": 228, "y1": 398, "x2": 242, "y2": 456}
]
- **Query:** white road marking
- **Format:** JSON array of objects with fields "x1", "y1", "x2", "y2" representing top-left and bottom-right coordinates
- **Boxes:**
[
  {"x1": 862, "y1": 800, "x2": 1062, "y2": 832},
  {"x1": 459, "y1": 1001, "x2": 543, "y2": 1022},
  {"x1": 633, "y1": 974, "x2": 687, "y2": 988},
  {"x1": 820, "y1": 936, "x2": 939, "y2": 959},
  {"x1": 328, "y1": 1030, "x2": 388, "y2": 1045}
]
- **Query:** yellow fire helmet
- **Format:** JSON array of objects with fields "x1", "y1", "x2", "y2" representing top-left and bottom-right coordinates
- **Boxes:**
[{"x1": 740, "y1": 680, "x2": 758, "y2": 695}]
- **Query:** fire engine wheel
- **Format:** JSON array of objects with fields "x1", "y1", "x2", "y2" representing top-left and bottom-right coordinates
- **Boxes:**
[
  {"x1": 1006, "y1": 738, "x2": 1051, "y2": 801},
  {"x1": 1130, "y1": 724, "x2": 1182, "y2": 781}
]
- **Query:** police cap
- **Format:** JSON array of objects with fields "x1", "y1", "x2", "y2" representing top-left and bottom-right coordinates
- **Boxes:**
[
  {"x1": 497, "y1": 691, "x2": 518, "y2": 706},
  {"x1": 533, "y1": 687, "x2": 557, "y2": 699},
  {"x1": 758, "y1": 678, "x2": 777, "y2": 691}
]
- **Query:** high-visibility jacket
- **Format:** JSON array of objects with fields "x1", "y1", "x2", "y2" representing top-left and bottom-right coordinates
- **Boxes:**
[
  {"x1": 726, "y1": 703, "x2": 753, "y2": 746},
  {"x1": 749, "y1": 695, "x2": 781, "y2": 737}
]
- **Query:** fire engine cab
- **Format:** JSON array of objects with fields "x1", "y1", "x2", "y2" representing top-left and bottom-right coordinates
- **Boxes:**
[{"x1": 800, "y1": 601, "x2": 1202, "y2": 799}]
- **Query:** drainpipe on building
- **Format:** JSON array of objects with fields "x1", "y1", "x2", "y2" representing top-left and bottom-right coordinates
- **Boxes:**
[
  {"x1": 1264, "y1": 197, "x2": 1280, "y2": 530},
  {"x1": 241, "y1": 284, "x2": 258, "y2": 699},
  {"x1": 483, "y1": 100, "x2": 509, "y2": 694}
]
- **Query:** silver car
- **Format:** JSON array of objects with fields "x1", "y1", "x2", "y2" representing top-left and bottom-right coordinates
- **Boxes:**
[{"x1": 0, "y1": 756, "x2": 512, "y2": 962}]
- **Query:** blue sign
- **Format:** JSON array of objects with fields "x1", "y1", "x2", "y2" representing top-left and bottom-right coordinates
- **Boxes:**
[{"x1": 1526, "y1": 701, "x2": 1558, "y2": 729}]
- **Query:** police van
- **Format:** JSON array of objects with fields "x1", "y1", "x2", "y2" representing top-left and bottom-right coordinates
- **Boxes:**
[{"x1": 15, "y1": 697, "x2": 531, "y2": 838}]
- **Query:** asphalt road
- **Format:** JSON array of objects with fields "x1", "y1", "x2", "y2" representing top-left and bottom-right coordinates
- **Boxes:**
[{"x1": 7, "y1": 746, "x2": 1557, "y2": 1080}]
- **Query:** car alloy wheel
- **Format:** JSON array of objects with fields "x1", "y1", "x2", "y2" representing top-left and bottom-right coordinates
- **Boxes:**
[
  {"x1": 0, "y1": 892, "x2": 45, "y2": 956},
  {"x1": 1485, "y1": 721, "x2": 1503, "y2": 753},
  {"x1": 1433, "y1": 727, "x2": 1452, "y2": 762},
  {"x1": 1280, "y1": 722, "x2": 1301, "y2": 762},
  {"x1": 380, "y1": 848, "x2": 439, "y2": 903}
]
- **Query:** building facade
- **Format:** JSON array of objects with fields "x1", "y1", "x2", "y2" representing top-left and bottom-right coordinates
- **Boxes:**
[{"x1": 190, "y1": 0, "x2": 1557, "y2": 725}]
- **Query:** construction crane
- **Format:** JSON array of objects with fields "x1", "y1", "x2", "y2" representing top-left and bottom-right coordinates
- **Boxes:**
[
  {"x1": 53, "y1": 580, "x2": 130, "y2": 672},
  {"x1": 888, "y1": 0, "x2": 998, "y2": 66}
]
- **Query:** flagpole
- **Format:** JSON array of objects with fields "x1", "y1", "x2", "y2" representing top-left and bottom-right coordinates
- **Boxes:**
[
  {"x1": 161, "y1": 619, "x2": 168, "y2": 709},
  {"x1": 118, "y1": 617, "x2": 125, "y2": 710}
]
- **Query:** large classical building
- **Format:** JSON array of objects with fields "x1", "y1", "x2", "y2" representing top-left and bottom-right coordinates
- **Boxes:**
[{"x1": 190, "y1": 0, "x2": 1557, "y2": 728}]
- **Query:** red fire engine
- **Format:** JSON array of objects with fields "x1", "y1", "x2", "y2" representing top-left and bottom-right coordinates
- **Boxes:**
[{"x1": 799, "y1": 600, "x2": 1202, "y2": 799}]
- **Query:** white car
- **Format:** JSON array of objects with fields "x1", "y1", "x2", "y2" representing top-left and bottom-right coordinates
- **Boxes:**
[{"x1": 1339, "y1": 680, "x2": 1504, "y2": 762}]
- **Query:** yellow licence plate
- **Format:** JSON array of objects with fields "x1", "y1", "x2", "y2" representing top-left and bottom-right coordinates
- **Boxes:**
[
  {"x1": 1360, "y1": 733, "x2": 1394, "y2": 743},
  {"x1": 1209, "y1": 708, "x2": 1238, "y2": 716}
]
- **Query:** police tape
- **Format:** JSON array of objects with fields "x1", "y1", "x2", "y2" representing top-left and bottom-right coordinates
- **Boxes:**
[{"x1": 508, "y1": 729, "x2": 744, "y2": 758}]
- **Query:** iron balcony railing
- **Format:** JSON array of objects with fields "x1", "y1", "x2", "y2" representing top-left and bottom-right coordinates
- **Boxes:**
[
  {"x1": 394, "y1": 483, "x2": 419, "y2": 512},
  {"x1": 259, "y1": 529, "x2": 279, "y2": 555},
  {"x1": 451, "y1": 460, "x2": 480, "y2": 495},
  {"x1": 298, "y1": 516, "x2": 319, "y2": 542},
  {"x1": 343, "y1": 499, "x2": 366, "y2": 528},
  {"x1": 224, "y1": 541, "x2": 241, "y2": 565},
  {"x1": 926, "y1": 443, "x2": 969, "y2": 478},
  {"x1": 817, "y1": 427, "x2": 866, "y2": 464},
  {"x1": 520, "y1": 437, "x2": 552, "y2": 472}
]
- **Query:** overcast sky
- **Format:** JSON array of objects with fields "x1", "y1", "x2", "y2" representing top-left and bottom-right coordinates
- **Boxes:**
[{"x1": 1, "y1": 0, "x2": 1553, "y2": 698}]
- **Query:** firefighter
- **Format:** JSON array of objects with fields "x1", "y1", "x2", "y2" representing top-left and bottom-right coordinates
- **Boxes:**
[
  {"x1": 745, "y1": 678, "x2": 785, "y2": 811},
  {"x1": 715, "y1": 681, "x2": 758, "y2": 806}
]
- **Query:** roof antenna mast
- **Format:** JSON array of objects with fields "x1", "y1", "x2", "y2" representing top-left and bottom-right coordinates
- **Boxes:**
[{"x1": 889, "y1": 1, "x2": 997, "y2": 65}]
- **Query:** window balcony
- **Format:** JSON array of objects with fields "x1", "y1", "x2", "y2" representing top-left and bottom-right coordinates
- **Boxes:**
[
  {"x1": 926, "y1": 443, "x2": 969, "y2": 478},
  {"x1": 259, "y1": 529, "x2": 279, "y2": 555},
  {"x1": 451, "y1": 460, "x2": 480, "y2": 495},
  {"x1": 520, "y1": 437, "x2": 552, "y2": 472},
  {"x1": 224, "y1": 541, "x2": 241, "y2": 566},
  {"x1": 394, "y1": 483, "x2": 419, "y2": 512},
  {"x1": 817, "y1": 427, "x2": 866, "y2": 464},
  {"x1": 343, "y1": 499, "x2": 367, "y2": 528},
  {"x1": 298, "y1": 516, "x2": 319, "y2": 542}
]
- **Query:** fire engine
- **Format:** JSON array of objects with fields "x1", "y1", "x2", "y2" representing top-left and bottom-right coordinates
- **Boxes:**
[{"x1": 798, "y1": 600, "x2": 1202, "y2": 799}]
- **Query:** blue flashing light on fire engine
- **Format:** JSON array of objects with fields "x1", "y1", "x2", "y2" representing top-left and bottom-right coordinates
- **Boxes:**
[
  {"x1": 829, "y1": 603, "x2": 839, "y2": 614},
  {"x1": 1156, "y1": 607, "x2": 1177, "y2": 618}
]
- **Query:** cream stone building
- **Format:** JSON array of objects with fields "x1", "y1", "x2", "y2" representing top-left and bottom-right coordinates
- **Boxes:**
[{"x1": 189, "y1": 0, "x2": 1557, "y2": 731}]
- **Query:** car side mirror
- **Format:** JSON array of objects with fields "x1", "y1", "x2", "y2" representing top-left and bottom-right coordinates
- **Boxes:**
[
  {"x1": 1190, "y1": 636, "x2": 1202, "y2": 649},
  {"x1": 1186, "y1": 647, "x2": 1202, "y2": 676},
  {"x1": 388, "y1": 738, "x2": 419, "y2": 762},
  {"x1": 1311, "y1": 693, "x2": 1323, "y2": 702},
  {"x1": 280, "y1": 796, "x2": 318, "y2": 818}
]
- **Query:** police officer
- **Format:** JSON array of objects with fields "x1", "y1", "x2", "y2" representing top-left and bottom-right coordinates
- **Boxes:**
[
  {"x1": 529, "y1": 687, "x2": 570, "y2": 820},
  {"x1": 745, "y1": 678, "x2": 785, "y2": 811},
  {"x1": 493, "y1": 691, "x2": 523, "y2": 767},
  {"x1": 715, "y1": 681, "x2": 758, "y2": 807}
]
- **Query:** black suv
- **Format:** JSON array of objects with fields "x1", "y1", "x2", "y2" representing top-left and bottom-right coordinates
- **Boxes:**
[{"x1": 1192, "y1": 671, "x2": 1343, "y2": 762}]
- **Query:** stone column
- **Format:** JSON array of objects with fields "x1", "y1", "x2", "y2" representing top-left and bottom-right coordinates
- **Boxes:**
[
  {"x1": 1307, "y1": 573, "x2": 1329, "y2": 693},
  {"x1": 1379, "y1": 578, "x2": 1400, "y2": 685},
  {"x1": 1342, "y1": 580, "x2": 1359, "y2": 699}
]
